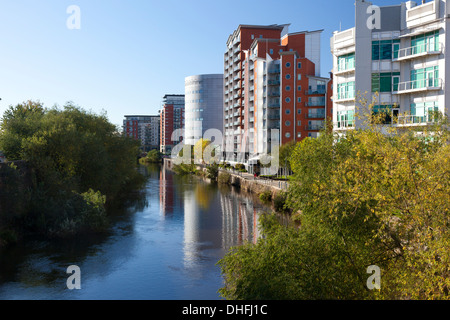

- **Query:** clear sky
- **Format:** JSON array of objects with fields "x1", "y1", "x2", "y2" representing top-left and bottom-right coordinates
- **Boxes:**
[{"x1": 0, "y1": 0, "x2": 404, "y2": 128}]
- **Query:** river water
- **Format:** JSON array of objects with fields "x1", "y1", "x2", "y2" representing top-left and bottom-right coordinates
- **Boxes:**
[{"x1": 0, "y1": 164, "x2": 273, "y2": 300}]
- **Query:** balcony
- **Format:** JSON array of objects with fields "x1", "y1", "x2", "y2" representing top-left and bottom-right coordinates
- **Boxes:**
[
  {"x1": 307, "y1": 112, "x2": 326, "y2": 119},
  {"x1": 393, "y1": 114, "x2": 438, "y2": 127},
  {"x1": 334, "y1": 120, "x2": 354, "y2": 130},
  {"x1": 268, "y1": 91, "x2": 280, "y2": 97},
  {"x1": 306, "y1": 100, "x2": 325, "y2": 107},
  {"x1": 306, "y1": 89, "x2": 326, "y2": 95},
  {"x1": 334, "y1": 94, "x2": 355, "y2": 103},
  {"x1": 393, "y1": 78, "x2": 442, "y2": 95},
  {"x1": 268, "y1": 113, "x2": 280, "y2": 120},
  {"x1": 306, "y1": 124, "x2": 324, "y2": 131},
  {"x1": 268, "y1": 68, "x2": 280, "y2": 74},
  {"x1": 268, "y1": 103, "x2": 280, "y2": 108},
  {"x1": 334, "y1": 64, "x2": 355, "y2": 76},
  {"x1": 268, "y1": 80, "x2": 280, "y2": 86},
  {"x1": 393, "y1": 43, "x2": 443, "y2": 62}
]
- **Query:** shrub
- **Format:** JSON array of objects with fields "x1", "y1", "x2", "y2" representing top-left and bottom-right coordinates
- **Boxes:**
[
  {"x1": 206, "y1": 164, "x2": 219, "y2": 181},
  {"x1": 273, "y1": 192, "x2": 288, "y2": 212},
  {"x1": 259, "y1": 190, "x2": 272, "y2": 203},
  {"x1": 218, "y1": 172, "x2": 231, "y2": 185}
]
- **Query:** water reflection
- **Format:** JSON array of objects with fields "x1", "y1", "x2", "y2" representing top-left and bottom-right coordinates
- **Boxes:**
[{"x1": 0, "y1": 163, "x2": 272, "y2": 300}]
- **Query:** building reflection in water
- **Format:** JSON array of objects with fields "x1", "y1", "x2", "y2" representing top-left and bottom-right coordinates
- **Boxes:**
[{"x1": 159, "y1": 163, "x2": 268, "y2": 273}]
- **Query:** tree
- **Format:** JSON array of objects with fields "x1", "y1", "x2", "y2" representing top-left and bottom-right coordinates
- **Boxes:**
[
  {"x1": 219, "y1": 93, "x2": 450, "y2": 300},
  {"x1": 0, "y1": 101, "x2": 143, "y2": 238}
]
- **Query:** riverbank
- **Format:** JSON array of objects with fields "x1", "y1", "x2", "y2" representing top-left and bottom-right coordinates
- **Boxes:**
[{"x1": 163, "y1": 158, "x2": 290, "y2": 211}]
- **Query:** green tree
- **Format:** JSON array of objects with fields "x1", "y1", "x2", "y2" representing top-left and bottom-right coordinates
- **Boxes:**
[
  {"x1": 219, "y1": 93, "x2": 450, "y2": 300},
  {"x1": 0, "y1": 101, "x2": 143, "y2": 237}
]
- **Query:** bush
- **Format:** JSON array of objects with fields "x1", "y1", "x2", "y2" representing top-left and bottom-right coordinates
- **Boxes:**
[
  {"x1": 206, "y1": 164, "x2": 219, "y2": 181},
  {"x1": 218, "y1": 172, "x2": 231, "y2": 185},
  {"x1": 259, "y1": 190, "x2": 272, "y2": 203},
  {"x1": 273, "y1": 192, "x2": 288, "y2": 212}
]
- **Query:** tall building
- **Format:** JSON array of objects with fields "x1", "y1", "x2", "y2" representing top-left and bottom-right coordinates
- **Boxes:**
[
  {"x1": 123, "y1": 115, "x2": 160, "y2": 152},
  {"x1": 160, "y1": 94, "x2": 185, "y2": 154},
  {"x1": 185, "y1": 74, "x2": 224, "y2": 146},
  {"x1": 224, "y1": 24, "x2": 332, "y2": 164},
  {"x1": 331, "y1": 0, "x2": 449, "y2": 134}
]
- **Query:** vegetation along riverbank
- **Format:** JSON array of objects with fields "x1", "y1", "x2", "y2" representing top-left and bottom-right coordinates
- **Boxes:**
[{"x1": 0, "y1": 101, "x2": 145, "y2": 247}]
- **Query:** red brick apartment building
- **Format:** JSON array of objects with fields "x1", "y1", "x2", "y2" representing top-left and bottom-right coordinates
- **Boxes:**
[
  {"x1": 223, "y1": 24, "x2": 332, "y2": 163},
  {"x1": 159, "y1": 94, "x2": 185, "y2": 154}
]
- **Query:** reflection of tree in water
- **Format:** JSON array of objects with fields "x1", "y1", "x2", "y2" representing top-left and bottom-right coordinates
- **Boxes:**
[
  {"x1": 194, "y1": 183, "x2": 216, "y2": 210},
  {"x1": 0, "y1": 168, "x2": 154, "y2": 292}
]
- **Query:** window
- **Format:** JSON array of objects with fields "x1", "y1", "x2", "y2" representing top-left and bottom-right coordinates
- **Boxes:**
[
  {"x1": 286, "y1": 74, "x2": 291, "y2": 80},
  {"x1": 411, "y1": 66, "x2": 439, "y2": 89},
  {"x1": 337, "y1": 53, "x2": 355, "y2": 71},
  {"x1": 337, "y1": 81, "x2": 355, "y2": 100},
  {"x1": 285, "y1": 132, "x2": 291, "y2": 138},
  {"x1": 336, "y1": 110, "x2": 355, "y2": 128},
  {"x1": 297, "y1": 120, "x2": 301, "y2": 126},
  {"x1": 297, "y1": 132, "x2": 301, "y2": 138},
  {"x1": 285, "y1": 86, "x2": 291, "y2": 91},
  {"x1": 285, "y1": 97, "x2": 291, "y2": 103},
  {"x1": 297, "y1": 85, "x2": 302, "y2": 91},
  {"x1": 372, "y1": 105, "x2": 394, "y2": 124},
  {"x1": 297, "y1": 109, "x2": 301, "y2": 114},
  {"x1": 411, "y1": 101, "x2": 438, "y2": 122},
  {"x1": 251, "y1": 34, "x2": 254, "y2": 39},
  {"x1": 285, "y1": 62, "x2": 291, "y2": 68},
  {"x1": 371, "y1": 72, "x2": 400, "y2": 92},
  {"x1": 298, "y1": 62, "x2": 302, "y2": 69},
  {"x1": 297, "y1": 97, "x2": 302, "y2": 103},
  {"x1": 411, "y1": 30, "x2": 439, "y2": 55},
  {"x1": 285, "y1": 109, "x2": 291, "y2": 114},
  {"x1": 269, "y1": 49, "x2": 273, "y2": 55},
  {"x1": 285, "y1": 121, "x2": 291, "y2": 126},
  {"x1": 372, "y1": 39, "x2": 400, "y2": 60},
  {"x1": 297, "y1": 74, "x2": 302, "y2": 81}
]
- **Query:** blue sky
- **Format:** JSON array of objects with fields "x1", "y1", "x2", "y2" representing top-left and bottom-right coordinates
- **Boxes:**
[{"x1": 0, "y1": 0, "x2": 404, "y2": 127}]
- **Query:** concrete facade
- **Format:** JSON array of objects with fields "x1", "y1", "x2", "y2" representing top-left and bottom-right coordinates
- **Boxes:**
[{"x1": 185, "y1": 74, "x2": 224, "y2": 146}]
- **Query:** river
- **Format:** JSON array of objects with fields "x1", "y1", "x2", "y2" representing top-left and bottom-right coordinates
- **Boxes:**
[{"x1": 0, "y1": 163, "x2": 273, "y2": 300}]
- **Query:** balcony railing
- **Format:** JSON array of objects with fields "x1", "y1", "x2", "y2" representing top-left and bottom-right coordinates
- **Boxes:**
[
  {"x1": 307, "y1": 112, "x2": 326, "y2": 119},
  {"x1": 268, "y1": 80, "x2": 280, "y2": 86},
  {"x1": 334, "y1": 120, "x2": 354, "y2": 130},
  {"x1": 306, "y1": 88, "x2": 326, "y2": 95},
  {"x1": 393, "y1": 43, "x2": 443, "y2": 61},
  {"x1": 268, "y1": 113, "x2": 280, "y2": 120},
  {"x1": 306, "y1": 124, "x2": 324, "y2": 131},
  {"x1": 394, "y1": 114, "x2": 438, "y2": 126},
  {"x1": 268, "y1": 91, "x2": 280, "y2": 97},
  {"x1": 268, "y1": 103, "x2": 280, "y2": 108},
  {"x1": 268, "y1": 68, "x2": 280, "y2": 74},
  {"x1": 335, "y1": 62, "x2": 355, "y2": 75},
  {"x1": 393, "y1": 78, "x2": 442, "y2": 94},
  {"x1": 306, "y1": 100, "x2": 325, "y2": 107}
]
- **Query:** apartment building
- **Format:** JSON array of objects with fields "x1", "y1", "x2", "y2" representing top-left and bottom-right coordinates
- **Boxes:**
[
  {"x1": 160, "y1": 94, "x2": 185, "y2": 154},
  {"x1": 185, "y1": 74, "x2": 224, "y2": 146},
  {"x1": 123, "y1": 115, "x2": 160, "y2": 152},
  {"x1": 331, "y1": 0, "x2": 449, "y2": 133},
  {"x1": 224, "y1": 24, "x2": 332, "y2": 164}
]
